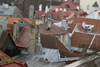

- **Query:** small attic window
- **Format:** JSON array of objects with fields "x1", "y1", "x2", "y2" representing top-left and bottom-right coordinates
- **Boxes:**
[
  {"x1": 10, "y1": 26, "x2": 13, "y2": 28},
  {"x1": 21, "y1": 21, "x2": 23, "y2": 23},
  {"x1": 65, "y1": 5, "x2": 70, "y2": 8}
]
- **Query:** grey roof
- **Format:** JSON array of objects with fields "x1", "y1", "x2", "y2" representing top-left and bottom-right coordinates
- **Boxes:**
[
  {"x1": 0, "y1": 20, "x2": 8, "y2": 30},
  {"x1": 92, "y1": 1, "x2": 99, "y2": 7},
  {"x1": 35, "y1": 36, "x2": 60, "y2": 62},
  {"x1": 0, "y1": 5, "x2": 16, "y2": 16},
  {"x1": 86, "y1": 11, "x2": 100, "y2": 19}
]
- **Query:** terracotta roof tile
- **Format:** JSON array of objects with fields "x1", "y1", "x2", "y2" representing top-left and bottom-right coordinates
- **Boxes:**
[
  {"x1": 40, "y1": 34, "x2": 81, "y2": 57},
  {"x1": 71, "y1": 32, "x2": 94, "y2": 48},
  {"x1": 73, "y1": 17, "x2": 100, "y2": 33},
  {"x1": 59, "y1": 0, "x2": 77, "y2": 9},
  {"x1": 39, "y1": 24, "x2": 67, "y2": 35}
]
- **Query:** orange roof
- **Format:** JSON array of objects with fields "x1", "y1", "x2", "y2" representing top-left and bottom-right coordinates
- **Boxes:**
[
  {"x1": 0, "y1": 50, "x2": 27, "y2": 67},
  {"x1": 8, "y1": 17, "x2": 35, "y2": 25}
]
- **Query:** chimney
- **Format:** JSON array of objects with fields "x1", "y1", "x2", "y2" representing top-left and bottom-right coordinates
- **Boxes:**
[
  {"x1": 39, "y1": 4, "x2": 42, "y2": 11},
  {"x1": 29, "y1": 5, "x2": 34, "y2": 25},
  {"x1": 2, "y1": 3, "x2": 9, "y2": 8},
  {"x1": 45, "y1": 6, "x2": 48, "y2": 13},
  {"x1": 11, "y1": 2, "x2": 14, "y2": 6},
  {"x1": 82, "y1": 22, "x2": 85, "y2": 29},
  {"x1": 0, "y1": 25, "x2": 3, "y2": 38},
  {"x1": 47, "y1": 18, "x2": 54, "y2": 30},
  {"x1": 13, "y1": 21, "x2": 19, "y2": 42},
  {"x1": 29, "y1": 25, "x2": 39, "y2": 54},
  {"x1": 42, "y1": 15, "x2": 45, "y2": 24},
  {"x1": 95, "y1": 11, "x2": 98, "y2": 19},
  {"x1": 61, "y1": 20, "x2": 68, "y2": 30}
]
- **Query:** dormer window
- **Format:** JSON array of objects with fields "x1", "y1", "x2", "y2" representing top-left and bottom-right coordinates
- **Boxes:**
[
  {"x1": 65, "y1": 5, "x2": 70, "y2": 8},
  {"x1": 21, "y1": 21, "x2": 23, "y2": 23}
]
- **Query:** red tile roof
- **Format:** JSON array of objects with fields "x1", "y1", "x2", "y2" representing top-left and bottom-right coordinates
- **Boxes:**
[
  {"x1": 39, "y1": 24, "x2": 67, "y2": 36},
  {"x1": 59, "y1": 0, "x2": 77, "y2": 9},
  {"x1": 71, "y1": 32, "x2": 94, "y2": 48},
  {"x1": 16, "y1": 26, "x2": 30, "y2": 48},
  {"x1": 8, "y1": 17, "x2": 35, "y2": 30},
  {"x1": 72, "y1": 17, "x2": 100, "y2": 33},
  {"x1": 2, "y1": 63, "x2": 26, "y2": 67},
  {"x1": 40, "y1": 34, "x2": 81, "y2": 57},
  {"x1": 71, "y1": 32, "x2": 100, "y2": 51},
  {"x1": 35, "y1": 10, "x2": 45, "y2": 19},
  {"x1": 8, "y1": 17, "x2": 35, "y2": 25}
]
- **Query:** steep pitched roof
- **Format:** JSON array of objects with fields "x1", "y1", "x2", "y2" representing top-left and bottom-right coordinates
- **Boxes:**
[
  {"x1": 0, "y1": 32, "x2": 8, "y2": 48},
  {"x1": 71, "y1": 32, "x2": 94, "y2": 48},
  {"x1": 71, "y1": 17, "x2": 100, "y2": 33},
  {"x1": 92, "y1": 1, "x2": 99, "y2": 7},
  {"x1": 39, "y1": 24, "x2": 67, "y2": 36},
  {"x1": 59, "y1": 0, "x2": 77, "y2": 9},
  {"x1": 0, "y1": 50, "x2": 14, "y2": 66},
  {"x1": 71, "y1": 32, "x2": 100, "y2": 50},
  {"x1": 8, "y1": 17, "x2": 35, "y2": 25},
  {"x1": 40, "y1": 34, "x2": 81, "y2": 57},
  {"x1": 0, "y1": 5, "x2": 16, "y2": 16},
  {"x1": 0, "y1": 50, "x2": 27, "y2": 67},
  {"x1": 16, "y1": 26, "x2": 30, "y2": 48}
]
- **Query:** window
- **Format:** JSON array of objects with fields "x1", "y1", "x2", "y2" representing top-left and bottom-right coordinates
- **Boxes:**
[
  {"x1": 10, "y1": 26, "x2": 13, "y2": 28},
  {"x1": 21, "y1": 21, "x2": 23, "y2": 23},
  {"x1": 87, "y1": 5, "x2": 90, "y2": 10},
  {"x1": 65, "y1": 5, "x2": 70, "y2": 8}
]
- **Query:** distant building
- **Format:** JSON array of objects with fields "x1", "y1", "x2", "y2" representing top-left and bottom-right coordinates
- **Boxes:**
[
  {"x1": 35, "y1": 0, "x2": 87, "y2": 23},
  {"x1": 80, "y1": 0, "x2": 100, "y2": 14},
  {"x1": 0, "y1": 3, "x2": 22, "y2": 20}
]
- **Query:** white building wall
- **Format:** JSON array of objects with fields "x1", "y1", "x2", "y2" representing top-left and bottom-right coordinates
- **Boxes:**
[{"x1": 80, "y1": 0, "x2": 100, "y2": 14}]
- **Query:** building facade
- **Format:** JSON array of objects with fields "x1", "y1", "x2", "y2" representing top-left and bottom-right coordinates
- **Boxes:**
[{"x1": 80, "y1": 0, "x2": 100, "y2": 14}]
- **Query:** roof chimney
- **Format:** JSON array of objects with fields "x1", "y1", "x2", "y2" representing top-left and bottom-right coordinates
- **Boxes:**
[
  {"x1": 47, "y1": 18, "x2": 54, "y2": 30},
  {"x1": 2, "y1": 3, "x2": 9, "y2": 8},
  {"x1": 45, "y1": 6, "x2": 48, "y2": 13},
  {"x1": 82, "y1": 22, "x2": 85, "y2": 29},
  {"x1": 11, "y1": 2, "x2": 14, "y2": 6},
  {"x1": 39, "y1": 4, "x2": 42, "y2": 11},
  {"x1": 29, "y1": 5, "x2": 34, "y2": 25},
  {"x1": 0, "y1": 25, "x2": 3, "y2": 38},
  {"x1": 42, "y1": 15, "x2": 45, "y2": 24},
  {"x1": 13, "y1": 21, "x2": 19, "y2": 42},
  {"x1": 61, "y1": 20, "x2": 68, "y2": 30}
]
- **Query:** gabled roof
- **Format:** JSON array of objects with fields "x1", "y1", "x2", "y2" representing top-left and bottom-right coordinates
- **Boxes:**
[
  {"x1": 71, "y1": 17, "x2": 100, "y2": 33},
  {"x1": 16, "y1": 26, "x2": 30, "y2": 48},
  {"x1": 92, "y1": 1, "x2": 99, "y2": 7},
  {"x1": 0, "y1": 5, "x2": 16, "y2": 16},
  {"x1": 40, "y1": 34, "x2": 81, "y2": 57},
  {"x1": 0, "y1": 50, "x2": 14, "y2": 66},
  {"x1": 39, "y1": 24, "x2": 67, "y2": 36},
  {"x1": 8, "y1": 17, "x2": 35, "y2": 25},
  {"x1": 71, "y1": 32, "x2": 100, "y2": 50},
  {"x1": 0, "y1": 50, "x2": 27, "y2": 67},
  {"x1": 0, "y1": 32, "x2": 8, "y2": 48},
  {"x1": 59, "y1": 0, "x2": 77, "y2": 9}
]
